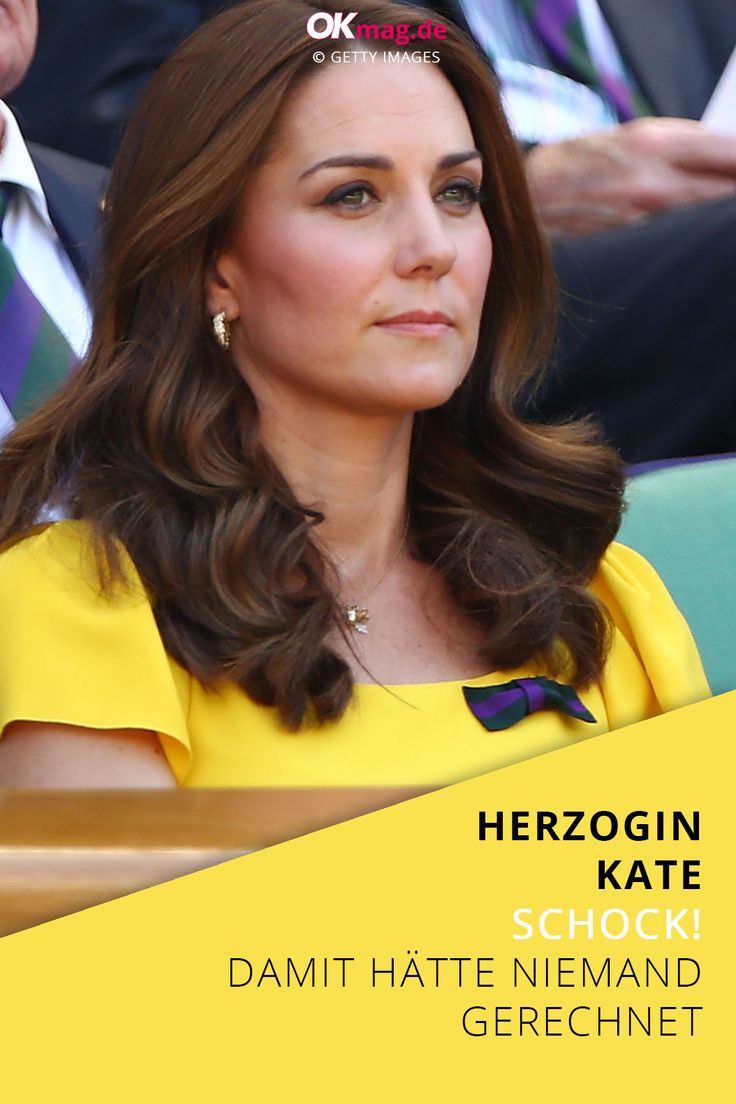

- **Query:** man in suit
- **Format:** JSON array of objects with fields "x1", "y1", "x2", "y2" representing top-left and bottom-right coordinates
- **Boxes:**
[
  {"x1": 1, "y1": 0, "x2": 106, "y2": 436},
  {"x1": 411, "y1": 0, "x2": 736, "y2": 461}
]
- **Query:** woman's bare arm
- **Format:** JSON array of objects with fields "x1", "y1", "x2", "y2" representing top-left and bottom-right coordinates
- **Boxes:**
[{"x1": 0, "y1": 722, "x2": 177, "y2": 788}]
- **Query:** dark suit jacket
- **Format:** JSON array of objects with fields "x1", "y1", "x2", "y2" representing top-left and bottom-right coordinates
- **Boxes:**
[
  {"x1": 600, "y1": 0, "x2": 736, "y2": 117},
  {"x1": 9, "y1": 2, "x2": 220, "y2": 165},
  {"x1": 412, "y1": 0, "x2": 736, "y2": 118},
  {"x1": 28, "y1": 143, "x2": 108, "y2": 288}
]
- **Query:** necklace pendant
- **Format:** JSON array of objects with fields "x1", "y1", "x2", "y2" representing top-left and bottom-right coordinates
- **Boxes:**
[{"x1": 345, "y1": 605, "x2": 370, "y2": 634}]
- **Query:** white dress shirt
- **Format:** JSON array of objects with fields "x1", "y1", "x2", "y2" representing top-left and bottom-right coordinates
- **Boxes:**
[{"x1": 0, "y1": 101, "x2": 91, "y2": 437}]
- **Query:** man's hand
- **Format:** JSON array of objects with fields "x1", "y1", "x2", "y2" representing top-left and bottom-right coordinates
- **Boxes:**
[{"x1": 525, "y1": 117, "x2": 736, "y2": 237}]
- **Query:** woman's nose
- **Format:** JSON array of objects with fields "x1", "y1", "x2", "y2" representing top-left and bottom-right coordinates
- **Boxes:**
[{"x1": 392, "y1": 197, "x2": 458, "y2": 280}]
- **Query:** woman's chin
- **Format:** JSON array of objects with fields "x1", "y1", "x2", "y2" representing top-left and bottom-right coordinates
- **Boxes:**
[
  {"x1": 386, "y1": 364, "x2": 466, "y2": 413},
  {"x1": 349, "y1": 381, "x2": 462, "y2": 418}
]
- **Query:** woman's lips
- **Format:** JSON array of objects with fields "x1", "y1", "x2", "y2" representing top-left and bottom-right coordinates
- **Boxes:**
[{"x1": 375, "y1": 311, "x2": 455, "y2": 337}]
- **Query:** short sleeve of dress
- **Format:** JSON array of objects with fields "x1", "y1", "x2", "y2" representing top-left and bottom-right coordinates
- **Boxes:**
[
  {"x1": 589, "y1": 542, "x2": 711, "y2": 730},
  {"x1": 0, "y1": 522, "x2": 192, "y2": 781}
]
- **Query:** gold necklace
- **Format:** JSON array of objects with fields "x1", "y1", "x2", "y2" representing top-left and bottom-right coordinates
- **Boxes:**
[{"x1": 343, "y1": 516, "x2": 410, "y2": 635}]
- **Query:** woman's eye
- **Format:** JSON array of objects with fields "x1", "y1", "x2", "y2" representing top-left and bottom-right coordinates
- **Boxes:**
[
  {"x1": 320, "y1": 180, "x2": 484, "y2": 213},
  {"x1": 322, "y1": 184, "x2": 376, "y2": 210},
  {"x1": 438, "y1": 181, "x2": 484, "y2": 209}
]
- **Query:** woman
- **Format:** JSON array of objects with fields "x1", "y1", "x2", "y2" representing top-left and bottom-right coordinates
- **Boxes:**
[{"x1": 0, "y1": 1, "x2": 709, "y2": 787}]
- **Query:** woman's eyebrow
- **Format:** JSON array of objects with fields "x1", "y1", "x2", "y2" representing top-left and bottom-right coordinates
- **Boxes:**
[{"x1": 298, "y1": 148, "x2": 482, "y2": 181}]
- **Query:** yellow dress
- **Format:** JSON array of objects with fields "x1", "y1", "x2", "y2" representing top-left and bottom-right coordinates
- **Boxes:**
[{"x1": 0, "y1": 521, "x2": 710, "y2": 787}]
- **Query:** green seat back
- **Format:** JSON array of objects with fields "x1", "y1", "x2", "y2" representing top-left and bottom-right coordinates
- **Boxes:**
[{"x1": 619, "y1": 458, "x2": 736, "y2": 696}]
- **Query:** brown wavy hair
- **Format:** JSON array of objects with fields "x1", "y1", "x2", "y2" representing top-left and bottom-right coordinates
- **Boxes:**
[{"x1": 0, "y1": 0, "x2": 624, "y2": 728}]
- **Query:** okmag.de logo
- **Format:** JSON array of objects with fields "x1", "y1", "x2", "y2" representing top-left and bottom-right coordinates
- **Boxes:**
[{"x1": 306, "y1": 10, "x2": 448, "y2": 46}]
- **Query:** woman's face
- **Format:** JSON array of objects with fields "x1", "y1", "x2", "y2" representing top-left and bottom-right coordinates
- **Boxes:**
[{"x1": 209, "y1": 58, "x2": 492, "y2": 420}]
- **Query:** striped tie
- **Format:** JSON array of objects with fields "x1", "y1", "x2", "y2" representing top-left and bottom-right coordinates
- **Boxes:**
[
  {"x1": 0, "y1": 184, "x2": 78, "y2": 421},
  {"x1": 517, "y1": 0, "x2": 651, "y2": 121}
]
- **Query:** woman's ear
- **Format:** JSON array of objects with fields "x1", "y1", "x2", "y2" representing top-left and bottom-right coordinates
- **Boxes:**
[{"x1": 205, "y1": 252, "x2": 242, "y2": 321}]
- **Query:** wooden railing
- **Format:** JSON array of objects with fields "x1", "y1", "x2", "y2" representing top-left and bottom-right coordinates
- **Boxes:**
[{"x1": 0, "y1": 787, "x2": 429, "y2": 937}]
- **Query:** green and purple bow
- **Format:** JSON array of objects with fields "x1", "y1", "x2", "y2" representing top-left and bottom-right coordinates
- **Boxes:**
[{"x1": 463, "y1": 676, "x2": 596, "y2": 731}]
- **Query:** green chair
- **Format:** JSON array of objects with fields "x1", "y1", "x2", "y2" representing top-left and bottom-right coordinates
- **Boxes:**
[{"x1": 618, "y1": 457, "x2": 736, "y2": 696}]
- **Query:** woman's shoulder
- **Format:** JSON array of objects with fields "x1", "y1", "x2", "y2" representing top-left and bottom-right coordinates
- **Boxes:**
[
  {"x1": 589, "y1": 540, "x2": 710, "y2": 718},
  {"x1": 589, "y1": 539, "x2": 700, "y2": 634},
  {"x1": 590, "y1": 540, "x2": 671, "y2": 603},
  {"x1": 0, "y1": 519, "x2": 161, "y2": 681},
  {"x1": 0, "y1": 520, "x2": 193, "y2": 782},
  {"x1": 0, "y1": 520, "x2": 146, "y2": 607},
  {"x1": 589, "y1": 539, "x2": 695, "y2": 647}
]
